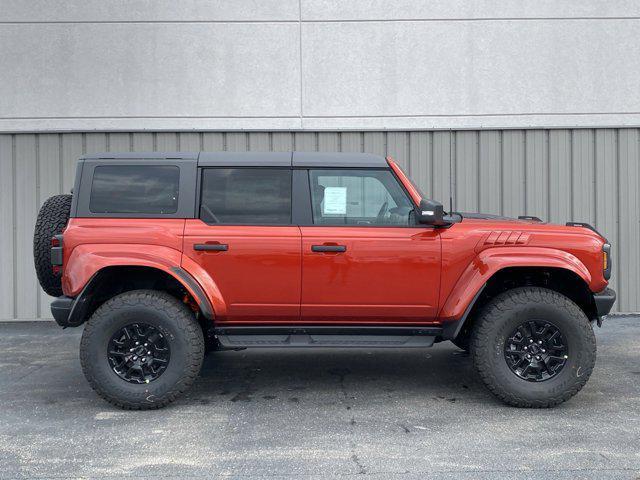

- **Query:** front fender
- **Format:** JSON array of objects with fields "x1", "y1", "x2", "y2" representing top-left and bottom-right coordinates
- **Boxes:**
[{"x1": 438, "y1": 247, "x2": 593, "y2": 322}]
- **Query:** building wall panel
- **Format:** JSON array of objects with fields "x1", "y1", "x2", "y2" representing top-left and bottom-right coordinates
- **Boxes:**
[
  {"x1": 3, "y1": 1, "x2": 640, "y2": 132},
  {"x1": 1, "y1": 128, "x2": 638, "y2": 319}
]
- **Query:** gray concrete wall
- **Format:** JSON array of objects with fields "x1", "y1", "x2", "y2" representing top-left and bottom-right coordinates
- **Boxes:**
[
  {"x1": 1, "y1": 129, "x2": 638, "y2": 320},
  {"x1": 1, "y1": 2, "x2": 639, "y2": 318},
  {"x1": 2, "y1": 1, "x2": 640, "y2": 131}
]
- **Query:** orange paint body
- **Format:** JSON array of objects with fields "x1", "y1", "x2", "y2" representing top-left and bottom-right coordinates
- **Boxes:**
[{"x1": 60, "y1": 167, "x2": 609, "y2": 328}]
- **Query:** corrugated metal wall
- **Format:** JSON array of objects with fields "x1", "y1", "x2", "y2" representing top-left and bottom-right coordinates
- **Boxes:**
[{"x1": 1, "y1": 129, "x2": 638, "y2": 320}]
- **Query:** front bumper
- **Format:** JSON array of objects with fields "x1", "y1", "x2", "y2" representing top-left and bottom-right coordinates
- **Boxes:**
[{"x1": 593, "y1": 287, "x2": 616, "y2": 325}]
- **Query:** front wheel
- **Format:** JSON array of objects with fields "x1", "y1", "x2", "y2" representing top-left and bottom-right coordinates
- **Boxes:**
[
  {"x1": 470, "y1": 287, "x2": 596, "y2": 408},
  {"x1": 80, "y1": 290, "x2": 205, "y2": 409}
]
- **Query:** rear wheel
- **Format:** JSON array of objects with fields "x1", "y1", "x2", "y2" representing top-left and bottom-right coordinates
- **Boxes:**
[
  {"x1": 470, "y1": 287, "x2": 596, "y2": 408},
  {"x1": 33, "y1": 194, "x2": 72, "y2": 296},
  {"x1": 80, "y1": 290, "x2": 205, "y2": 409}
]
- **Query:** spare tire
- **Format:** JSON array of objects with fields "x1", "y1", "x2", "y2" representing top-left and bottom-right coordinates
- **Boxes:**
[{"x1": 33, "y1": 194, "x2": 72, "y2": 297}]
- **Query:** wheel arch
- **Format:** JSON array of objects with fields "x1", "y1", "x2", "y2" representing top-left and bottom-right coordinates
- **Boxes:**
[
  {"x1": 441, "y1": 265, "x2": 597, "y2": 342},
  {"x1": 66, "y1": 265, "x2": 214, "y2": 328}
]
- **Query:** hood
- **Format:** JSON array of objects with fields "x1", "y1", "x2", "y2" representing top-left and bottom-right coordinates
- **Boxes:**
[{"x1": 457, "y1": 212, "x2": 607, "y2": 241}]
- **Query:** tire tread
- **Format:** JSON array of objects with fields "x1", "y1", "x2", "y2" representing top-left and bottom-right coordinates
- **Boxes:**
[
  {"x1": 470, "y1": 287, "x2": 596, "y2": 408},
  {"x1": 80, "y1": 290, "x2": 205, "y2": 410},
  {"x1": 33, "y1": 194, "x2": 72, "y2": 297}
]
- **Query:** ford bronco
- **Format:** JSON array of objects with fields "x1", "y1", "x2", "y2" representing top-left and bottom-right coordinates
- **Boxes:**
[{"x1": 33, "y1": 152, "x2": 615, "y2": 409}]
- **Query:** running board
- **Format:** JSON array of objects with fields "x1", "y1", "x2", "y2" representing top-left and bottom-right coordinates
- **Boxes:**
[{"x1": 215, "y1": 326, "x2": 441, "y2": 349}]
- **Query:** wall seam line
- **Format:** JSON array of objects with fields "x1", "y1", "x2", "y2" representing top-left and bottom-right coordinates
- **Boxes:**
[
  {"x1": 11, "y1": 135, "x2": 17, "y2": 319},
  {"x1": 35, "y1": 134, "x2": 41, "y2": 319},
  {"x1": 298, "y1": 0, "x2": 304, "y2": 129}
]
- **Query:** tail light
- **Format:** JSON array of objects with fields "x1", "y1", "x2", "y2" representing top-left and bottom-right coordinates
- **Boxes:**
[{"x1": 51, "y1": 234, "x2": 64, "y2": 273}]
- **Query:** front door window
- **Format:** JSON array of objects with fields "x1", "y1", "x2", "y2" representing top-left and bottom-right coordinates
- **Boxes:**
[{"x1": 308, "y1": 169, "x2": 414, "y2": 226}]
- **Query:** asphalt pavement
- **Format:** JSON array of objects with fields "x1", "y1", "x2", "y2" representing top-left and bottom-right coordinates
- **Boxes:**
[{"x1": 1, "y1": 316, "x2": 639, "y2": 479}]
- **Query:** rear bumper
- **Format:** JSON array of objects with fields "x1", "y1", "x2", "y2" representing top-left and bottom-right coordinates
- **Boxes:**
[
  {"x1": 594, "y1": 287, "x2": 616, "y2": 319},
  {"x1": 50, "y1": 296, "x2": 74, "y2": 327}
]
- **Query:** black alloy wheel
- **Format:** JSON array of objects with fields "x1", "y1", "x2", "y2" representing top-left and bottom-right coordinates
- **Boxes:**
[
  {"x1": 107, "y1": 323, "x2": 171, "y2": 384},
  {"x1": 503, "y1": 320, "x2": 568, "y2": 382}
]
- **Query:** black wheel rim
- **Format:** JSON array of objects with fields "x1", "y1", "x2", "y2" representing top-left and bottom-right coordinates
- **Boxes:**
[
  {"x1": 503, "y1": 320, "x2": 568, "y2": 382},
  {"x1": 107, "y1": 323, "x2": 171, "y2": 384}
]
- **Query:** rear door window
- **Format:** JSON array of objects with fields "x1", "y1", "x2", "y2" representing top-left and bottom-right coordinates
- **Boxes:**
[
  {"x1": 89, "y1": 165, "x2": 179, "y2": 214},
  {"x1": 200, "y1": 168, "x2": 292, "y2": 224}
]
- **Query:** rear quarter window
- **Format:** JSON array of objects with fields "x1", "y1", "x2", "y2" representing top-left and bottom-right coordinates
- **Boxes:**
[{"x1": 89, "y1": 165, "x2": 180, "y2": 214}]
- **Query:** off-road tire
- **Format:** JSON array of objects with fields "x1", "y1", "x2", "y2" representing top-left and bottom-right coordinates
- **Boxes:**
[
  {"x1": 470, "y1": 287, "x2": 596, "y2": 408},
  {"x1": 33, "y1": 194, "x2": 72, "y2": 296},
  {"x1": 80, "y1": 290, "x2": 205, "y2": 410}
]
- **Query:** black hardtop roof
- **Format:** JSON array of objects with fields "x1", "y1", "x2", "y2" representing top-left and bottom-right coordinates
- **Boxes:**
[
  {"x1": 81, "y1": 152, "x2": 198, "y2": 160},
  {"x1": 80, "y1": 151, "x2": 388, "y2": 168}
]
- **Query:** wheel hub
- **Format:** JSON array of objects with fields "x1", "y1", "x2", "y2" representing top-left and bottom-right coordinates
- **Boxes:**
[
  {"x1": 504, "y1": 320, "x2": 568, "y2": 382},
  {"x1": 107, "y1": 323, "x2": 170, "y2": 384}
]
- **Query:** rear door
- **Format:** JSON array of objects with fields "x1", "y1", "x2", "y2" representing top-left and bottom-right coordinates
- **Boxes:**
[
  {"x1": 183, "y1": 164, "x2": 301, "y2": 324},
  {"x1": 299, "y1": 167, "x2": 441, "y2": 324}
]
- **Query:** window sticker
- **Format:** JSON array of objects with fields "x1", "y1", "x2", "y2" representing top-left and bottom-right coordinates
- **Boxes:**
[{"x1": 323, "y1": 187, "x2": 347, "y2": 215}]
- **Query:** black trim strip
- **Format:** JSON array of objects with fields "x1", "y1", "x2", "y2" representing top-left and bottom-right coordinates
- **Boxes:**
[
  {"x1": 214, "y1": 325, "x2": 443, "y2": 336},
  {"x1": 440, "y1": 285, "x2": 486, "y2": 340},
  {"x1": 64, "y1": 271, "x2": 100, "y2": 327},
  {"x1": 170, "y1": 267, "x2": 214, "y2": 319}
]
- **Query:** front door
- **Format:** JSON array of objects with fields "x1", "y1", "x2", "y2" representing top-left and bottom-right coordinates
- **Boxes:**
[
  {"x1": 300, "y1": 168, "x2": 441, "y2": 324},
  {"x1": 183, "y1": 167, "x2": 300, "y2": 324}
]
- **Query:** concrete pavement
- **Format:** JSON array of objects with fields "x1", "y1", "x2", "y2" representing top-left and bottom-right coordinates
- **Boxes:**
[{"x1": 1, "y1": 317, "x2": 639, "y2": 479}]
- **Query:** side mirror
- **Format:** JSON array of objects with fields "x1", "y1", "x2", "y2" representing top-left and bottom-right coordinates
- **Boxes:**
[{"x1": 417, "y1": 199, "x2": 448, "y2": 226}]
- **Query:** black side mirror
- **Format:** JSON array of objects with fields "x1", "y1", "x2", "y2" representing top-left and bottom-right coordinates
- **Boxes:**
[{"x1": 417, "y1": 199, "x2": 448, "y2": 226}]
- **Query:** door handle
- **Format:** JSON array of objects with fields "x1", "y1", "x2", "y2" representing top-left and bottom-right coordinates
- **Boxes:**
[
  {"x1": 311, "y1": 245, "x2": 346, "y2": 253},
  {"x1": 194, "y1": 243, "x2": 228, "y2": 252}
]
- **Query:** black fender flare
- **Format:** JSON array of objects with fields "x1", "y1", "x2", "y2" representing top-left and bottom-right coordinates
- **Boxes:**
[
  {"x1": 51, "y1": 267, "x2": 214, "y2": 328},
  {"x1": 440, "y1": 285, "x2": 486, "y2": 340}
]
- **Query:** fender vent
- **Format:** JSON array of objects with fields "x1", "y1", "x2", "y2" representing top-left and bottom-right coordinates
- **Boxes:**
[{"x1": 476, "y1": 231, "x2": 530, "y2": 252}]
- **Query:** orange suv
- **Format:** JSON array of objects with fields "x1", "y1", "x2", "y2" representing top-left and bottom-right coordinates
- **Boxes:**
[{"x1": 33, "y1": 152, "x2": 615, "y2": 409}]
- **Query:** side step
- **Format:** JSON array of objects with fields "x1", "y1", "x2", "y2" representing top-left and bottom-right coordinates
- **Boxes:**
[{"x1": 215, "y1": 326, "x2": 441, "y2": 349}]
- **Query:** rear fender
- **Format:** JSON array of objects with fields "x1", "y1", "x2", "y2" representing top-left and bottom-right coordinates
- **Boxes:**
[
  {"x1": 180, "y1": 254, "x2": 228, "y2": 319},
  {"x1": 438, "y1": 247, "x2": 592, "y2": 322},
  {"x1": 63, "y1": 244, "x2": 219, "y2": 319}
]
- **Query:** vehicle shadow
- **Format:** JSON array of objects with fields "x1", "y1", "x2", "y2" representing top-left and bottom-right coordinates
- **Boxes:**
[{"x1": 186, "y1": 342, "x2": 489, "y2": 405}]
